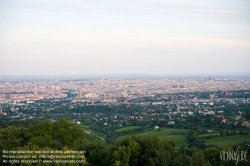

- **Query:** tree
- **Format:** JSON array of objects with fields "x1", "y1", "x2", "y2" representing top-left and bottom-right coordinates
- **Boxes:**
[
  {"x1": 191, "y1": 150, "x2": 211, "y2": 166},
  {"x1": 187, "y1": 130, "x2": 206, "y2": 149},
  {"x1": 28, "y1": 118, "x2": 85, "y2": 149},
  {"x1": 0, "y1": 126, "x2": 21, "y2": 150},
  {"x1": 204, "y1": 147, "x2": 224, "y2": 166},
  {"x1": 110, "y1": 136, "x2": 175, "y2": 166},
  {"x1": 172, "y1": 153, "x2": 192, "y2": 166},
  {"x1": 112, "y1": 140, "x2": 141, "y2": 166},
  {"x1": 112, "y1": 145, "x2": 130, "y2": 166},
  {"x1": 138, "y1": 136, "x2": 175, "y2": 166},
  {"x1": 83, "y1": 142, "x2": 111, "y2": 166}
]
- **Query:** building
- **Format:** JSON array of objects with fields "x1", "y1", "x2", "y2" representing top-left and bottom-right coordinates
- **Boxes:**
[
  {"x1": 0, "y1": 108, "x2": 7, "y2": 115},
  {"x1": 168, "y1": 121, "x2": 175, "y2": 125},
  {"x1": 154, "y1": 125, "x2": 159, "y2": 129}
]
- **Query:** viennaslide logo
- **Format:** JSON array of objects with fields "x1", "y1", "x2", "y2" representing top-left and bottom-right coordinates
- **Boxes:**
[{"x1": 220, "y1": 146, "x2": 248, "y2": 165}]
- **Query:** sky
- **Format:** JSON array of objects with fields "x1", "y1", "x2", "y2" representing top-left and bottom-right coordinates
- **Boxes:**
[{"x1": 0, "y1": 0, "x2": 250, "y2": 76}]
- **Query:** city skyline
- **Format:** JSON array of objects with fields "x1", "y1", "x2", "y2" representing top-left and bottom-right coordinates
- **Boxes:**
[{"x1": 1, "y1": 0, "x2": 250, "y2": 76}]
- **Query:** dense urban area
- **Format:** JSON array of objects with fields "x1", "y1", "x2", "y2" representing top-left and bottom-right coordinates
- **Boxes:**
[{"x1": 0, "y1": 76, "x2": 250, "y2": 165}]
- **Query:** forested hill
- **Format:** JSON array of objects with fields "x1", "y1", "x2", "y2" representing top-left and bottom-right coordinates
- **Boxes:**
[{"x1": 0, "y1": 119, "x2": 250, "y2": 165}]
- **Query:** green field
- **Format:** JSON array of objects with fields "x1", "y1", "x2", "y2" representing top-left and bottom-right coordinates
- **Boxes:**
[
  {"x1": 115, "y1": 126, "x2": 141, "y2": 132},
  {"x1": 225, "y1": 115, "x2": 240, "y2": 119},
  {"x1": 205, "y1": 134, "x2": 250, "y2": 147},
  {"x1": 116, "y1": 127, "x2": 189, "y2": 147},
  {"x1": 81, "y1": 124, "x2": 91, "y2": 128},
  {"x1": 198, "y1": 133, "x2": 220, "y2": 138}
]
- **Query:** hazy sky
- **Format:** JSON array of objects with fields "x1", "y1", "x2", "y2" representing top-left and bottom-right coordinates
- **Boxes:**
[{"x1": 0, "y1": 0, "x2": 250, "y2": 76}]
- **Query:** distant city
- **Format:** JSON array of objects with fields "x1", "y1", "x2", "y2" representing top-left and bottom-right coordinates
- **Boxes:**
[
  {"x1": 0, "y1": 76, "x2": 250, "y2": 105},
  {"x1": 0, "y1": 76, "x2": 250, "y2": 104}
]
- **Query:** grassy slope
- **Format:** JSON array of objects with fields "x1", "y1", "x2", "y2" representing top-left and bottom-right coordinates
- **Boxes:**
[
  {"x1": 198, "y1": 133, "x2": 220, "y2": 138},
  {"x1": 116, "y1": 127, "x2": 189, "y2": 147},
  {"x1": 205, "y1": 134, "x2": 250, "y2": 147},
  {"x1": 82, "y1": 124, "x2": 250, "y2": 147},
  {"x1": 115, "y1": 126, "x2": 141, "y2": 132},
  {"x1": 82, "y1": 125, "x2": 105, "y2": 142}
]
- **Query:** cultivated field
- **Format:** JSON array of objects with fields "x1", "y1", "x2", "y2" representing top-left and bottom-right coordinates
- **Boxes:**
[
  {"x1": 206, "y1": 134, "x2": 250, "y2": 147},
  {"x1": 116, "y1": 127, "x2": 189, "y2": 147},
  {"x1": 115, "y1": 126, "x2": 141, "y2": 132}
]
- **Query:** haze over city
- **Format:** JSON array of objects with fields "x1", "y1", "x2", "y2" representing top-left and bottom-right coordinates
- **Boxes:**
[{"x1": 1, "y1": 0, "x2": 250, "y2": 76}]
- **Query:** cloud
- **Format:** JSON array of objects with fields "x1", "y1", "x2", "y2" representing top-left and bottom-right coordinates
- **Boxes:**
[
  {"x1": 133, "y1": 0, "x2": 250, "y2": 14},
  {"x1": 134, "y1": 0, "x2": 214, "y2": 9}
]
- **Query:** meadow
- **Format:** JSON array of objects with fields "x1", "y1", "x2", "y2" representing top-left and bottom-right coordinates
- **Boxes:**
[
  {"x1": 116, "y1": 127, "x2": 189, "y2": 147},
  {"x1": 115, "y1": 126, "x2": 141, "y2": 132},
  {"x1": 205, "y1": 134, "x2": 250, "y2": 147}
]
